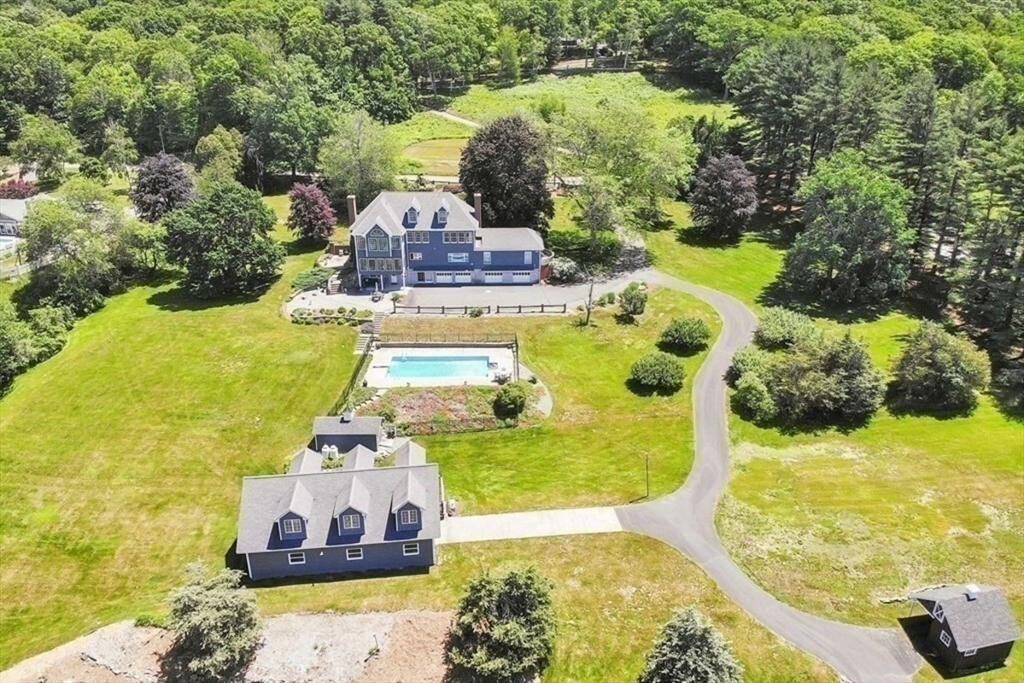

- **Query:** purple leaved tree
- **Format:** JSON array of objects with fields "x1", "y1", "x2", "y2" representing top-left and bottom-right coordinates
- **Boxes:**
[{"x1": 287, "y1": 183, "x2": 336, "y2": 241}]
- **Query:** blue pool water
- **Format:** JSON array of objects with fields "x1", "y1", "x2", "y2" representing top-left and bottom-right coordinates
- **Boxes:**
[{"x1": 387, "y1": 355, "x2": 490, "y2": 379}]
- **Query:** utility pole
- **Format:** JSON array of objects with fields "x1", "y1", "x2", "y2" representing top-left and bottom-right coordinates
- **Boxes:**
[{"x1": 645, "y1": 453, "x2": 650, "y2": 499}]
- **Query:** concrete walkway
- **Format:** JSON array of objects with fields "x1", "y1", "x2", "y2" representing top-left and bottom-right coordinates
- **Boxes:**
[
  {"x1": 615, "y1": 271, "x2": 922, "y2": 683},
  {"x1": 440, "y1": 507, "x2": 621, "y2": 544}
]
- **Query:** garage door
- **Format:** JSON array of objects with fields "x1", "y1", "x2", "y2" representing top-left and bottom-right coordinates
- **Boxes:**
[
  {"x1": 512, "y1": 271, "x2": 533, "y2": 284},
  {"x1": 454, "y1": 271, "x2": 473, "y2": 283},
  {"x1": 435, "y1": 271, "x2": 453, "y2": 284},
  {"x1": 484, "y1": 272, "x2": 503, "y2": 284}
]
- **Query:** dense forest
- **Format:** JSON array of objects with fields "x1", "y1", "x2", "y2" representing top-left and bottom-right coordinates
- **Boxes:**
[{"x1": 1, "y1": 0, "x2": 1022, "y2": 388}]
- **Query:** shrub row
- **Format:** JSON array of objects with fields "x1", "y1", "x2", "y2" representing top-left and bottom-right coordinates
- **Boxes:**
[{"x1": 0, "y1": 179, "x2": 39, "y2": 199}]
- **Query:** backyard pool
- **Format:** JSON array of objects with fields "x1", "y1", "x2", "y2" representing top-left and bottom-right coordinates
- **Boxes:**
[{"x1": 386, "y1": 355, "x2": 490, "y2": 380}]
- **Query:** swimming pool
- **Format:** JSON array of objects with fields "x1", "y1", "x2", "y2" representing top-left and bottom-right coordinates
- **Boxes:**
[{"x1": 387, "y1": 355, "x2": 490, "y2": 379}]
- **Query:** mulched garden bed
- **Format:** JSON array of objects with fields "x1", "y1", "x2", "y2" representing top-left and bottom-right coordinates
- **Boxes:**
[{"x1": 361, "y1": 384, "x2": 543, "y2": 435}]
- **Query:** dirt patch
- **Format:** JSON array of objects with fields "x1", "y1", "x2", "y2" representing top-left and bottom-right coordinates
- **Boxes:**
[
  {"x1": 356, "y1": 611, "x2": 450, "y2": 683},
  {"x1": 0, "y1": 612, "x2": 452, "y2": 683},
  {"x1": 363, "y1": 384, "x2": 546, "y2": 434}
]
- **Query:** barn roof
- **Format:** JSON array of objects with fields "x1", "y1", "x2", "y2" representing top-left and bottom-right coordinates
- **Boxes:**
[{"x1": 911, "y1": 584, "x2": 1021, "y2": 651}]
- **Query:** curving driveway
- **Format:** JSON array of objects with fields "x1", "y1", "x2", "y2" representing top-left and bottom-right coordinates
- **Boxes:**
[{"x1": 616, "y1": 271, "x2": 922, "y2": 683}]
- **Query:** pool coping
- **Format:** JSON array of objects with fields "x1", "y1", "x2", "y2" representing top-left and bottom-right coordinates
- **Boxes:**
[{"x1": 364, "y1": 345, "x2": 518, "y2": 388}]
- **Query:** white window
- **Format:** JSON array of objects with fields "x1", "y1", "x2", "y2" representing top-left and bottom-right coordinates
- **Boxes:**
[
  {"x1": 457, "y1": 231, "x2": 467, "y2": 243},
  {"x1": 406, "y1": 207, "x2": 417, "y2": 223},
  {"x1": 282, "y1": 518, "x2": 303, "y2": 534},
  {"x1": 934, "y1": 604, "x2": 945, "y2": 623},
  {"x1": 400, "y1": 508, "x2": 420, "y2": 525},
  {"x1": 483, "y1": 251, "x2": 491, "y2": 265},
  {"x1": 342, "y1": 513, "x2": 361, "y2": 530},
  {"x1": 408, "y1": 231, "x2": 429, "y2": 244},
  {"x1": 410, "y1": 252, "x2": 423, "y2": 261},
  {"x1": 346, "y1": 547, "x2": 363, "y2": 561},
  {"x1": 367, "y1": 237, "x2": 378, "y2": 251},
  {"x1": 402, "y1": 542, "x2": 420, "y2": 556},
  {"x1": 964, "y1": 648, "x2": 977, "y2": 656},
  {"x1": 939, "y1": 630, "x2": 951, "y2": 647},
  {"x1": 287, "y1": 551, "x2": 305, "y2": 565},
  {"x1": 524, "y1": 251, "x2": 533, "y2": 264},
  {"x1": 438, "y1": 207, "x2": 448, "y2": 224},
  {"x1": 448, "y1": 253, "x2": 469, "y2": 263},
  {"x1": 355, "y1": 236, "x2": 365, "y2": 250},
  {"x1": 358, "y1": 258, "x2": 368, "y2": 271}
]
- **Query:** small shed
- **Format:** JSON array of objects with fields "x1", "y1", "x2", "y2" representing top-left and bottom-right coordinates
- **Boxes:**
[{"x1": 910, "y1": 584, "x2": 1020, "y2": 674}]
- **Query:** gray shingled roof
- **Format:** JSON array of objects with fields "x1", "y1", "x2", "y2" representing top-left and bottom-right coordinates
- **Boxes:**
[
  {"x1": 911, "y1": 584, "x2": 1021, "y2": 650},
  {"x1": 333, "y1": 475, "x2": 371, "y2": 516},
  {"x1": 312, "y1": 415, "x2": 383, "y2": 437},
  {"x1": 350, "y1": 191, "x2": 477, "y2": 237},
  {"x1": 0, "y1": 198, "x2": 30, "y2": 222},
  {"x1": 289, "y1": 448, "x2": 323, "y2": 474},
  {"x1": 274, "y1": 480, "x2": 314, "y2": 521},
  {"x1": 477, "y1": 227, "x2": 544, "y2": 252},
  {"x1": 342, "y1": 445, "x2": 376, "y2": 471},
  {"x1": 237, "y1": 464, "x2": 440, "y2": 554},
  {"x1": 393, "y1": 441, "x2": 426, "y2": 468},
  {"x1": 391, "y1": 471, "x2": 428, "y2": 512}
]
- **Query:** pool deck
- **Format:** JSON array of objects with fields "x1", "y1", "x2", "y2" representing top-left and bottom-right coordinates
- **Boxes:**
[{"x1": 364, "y1": 346, "x2": 517, "y2": 388}]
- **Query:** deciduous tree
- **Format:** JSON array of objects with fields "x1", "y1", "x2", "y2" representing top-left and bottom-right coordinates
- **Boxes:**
[
  {"x1": 287, "y1": 183, "x2": 336, "y2": 241},
  {"x1": 689, "y1": 154, "x2": 757, "y2": 241},
  {"x1": 163, "y1": 183, "x2": 284, "y2": 299},
  {"x1": 318, "y1": 110, "x2": 398, "y2": 208},
  {"x1": 891, "y1": 322, "x2": 991, "y2": 413},
  {"x1": 131, "y1": 153, "x2": 195, "y2": 222},
  {"x1": 459, "y1": 114, "x2": 554, "y2": 235},
  {"x1": 10, "y1": 114, "x2": 79, "y2": 182}
]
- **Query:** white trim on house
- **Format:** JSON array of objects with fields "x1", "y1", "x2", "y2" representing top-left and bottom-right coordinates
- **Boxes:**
[
  {"x1": 342, "y1": 513, "x2": 361, "y2": 530},
  {"x1": 288, "y1": 551, "x2": 306, "y2": 565},
  {"x1": 282, "y1": 518, "x2": 303, "y2": 534},
  {"x1": 934, "y1": 604, "x2": 945, "y2": 623},
  {"x1": 402, "y1": 542, "x2": 420, "y2": 556},
  {"x1": 245, "y1": 552, "x2": 253, "y2": 578},
  {"x1": 940, "y1": 630, "x2": 951, "y2": 647},
  {"x1": 346, "y1": 547, "x2": 363, "y2": 560}
]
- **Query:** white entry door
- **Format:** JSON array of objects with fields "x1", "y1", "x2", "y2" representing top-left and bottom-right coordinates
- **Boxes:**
[
  {"x1": 484, "y1": 271, "x2": 503, "y2": 284},
  {"x1": 435, "y1": 271, "x2": 453, "y2": 284},
  {"x1": 454, "y1": 271, "x2": 473, "y2": 283}
]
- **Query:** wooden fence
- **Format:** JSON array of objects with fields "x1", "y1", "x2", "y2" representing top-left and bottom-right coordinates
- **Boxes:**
[{"x1": 393, "y1": 303, "x2": 567, "y2": 315}]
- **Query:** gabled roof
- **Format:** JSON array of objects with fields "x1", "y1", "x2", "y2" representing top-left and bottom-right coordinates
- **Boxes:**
[
  {"x1": 911, "y1": 584, "x2": 1021, "y2": 651},
  {"x1": 342, "y1": 445, "x2": 376, "y2": 471},
  {"x1": 350, "y1": 192, "x2": 477, "y2": 236},
  {"x1": 0, "y1": 198, "x2": 30, "y2": 222},
  {"x1": 393, "y1": 440, "x2": 426, "y2": 468},
  {"x1": 476, "y1": 227, "x2": 544, "y2": 252},
  {"x1": 237, "y1": 463, "x2": 440, "y2": 554},
  {"x1": 274, "y1": 480, "x2": 314, "y2": 521},
  {"x1": 289, "y1": 448, "x2": 323, "y2": 474},
  {"x1": 392, "y1": 471, "x2": 428, "y2": 512},
  {"x1": 333, "y1": 475, "x2": 371, "y2": 517},
  {"x1": 312, "y1": 415, "x2": 383, "y2": 437}
]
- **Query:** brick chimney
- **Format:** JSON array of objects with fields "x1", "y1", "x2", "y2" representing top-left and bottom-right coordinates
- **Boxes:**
[
  {"x1": 473, "y1": 192, "x2": 483, "y2": 227},
  {"x1": 346, "y1": 195, "x2": 358, "y2": 226}
]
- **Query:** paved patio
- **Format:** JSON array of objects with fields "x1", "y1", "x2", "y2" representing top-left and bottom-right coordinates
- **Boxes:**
[{"x1": 439, "y1": 507, "x2": 623, "y2": 544}]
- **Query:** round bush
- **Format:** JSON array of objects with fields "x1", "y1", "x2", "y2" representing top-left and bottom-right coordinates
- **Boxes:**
[
  {"x1": 732, "y1": 373, "x2": 776, "y2": 423},
  {"x1": 754, "y1": 307, "x2": 817, "y2": 349},
  {"x1": 661, "y1": 317, "x2": 712, "y2": 353},
  {"x1": 630, "y1": 352, "x2": 685, "y2": 394},
  {"x1": 729, "y1": 345, "x2": 771, "y2": 383},
  {"x1": 548, "y1": 256, "x2": 580, "y2": 283},
  {"x1": 494, "y1": 381, "x2": 530, "y2": 417}
]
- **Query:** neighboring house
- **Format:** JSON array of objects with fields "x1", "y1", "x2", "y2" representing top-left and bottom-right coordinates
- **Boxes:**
[
  {"x1": 0, "y1": 198, "x2": 30, "y2": 236},
  {"x1": 348, "y1": 191, "x2": 545, "y2": 290},
  {"x1": 312, "y1": 413, "x2": 384, "y2": 453},
  {"x1": 237, "y1": 436, "x2": 441, "y2": 580},
  {"x1": 910, "y1": 584, "x2": 1020, "y2": 673}
]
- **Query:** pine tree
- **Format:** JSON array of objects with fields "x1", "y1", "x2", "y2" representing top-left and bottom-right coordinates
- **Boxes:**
[{"x1": 638, "y1": 608, "x2": 743, "y2": 683}]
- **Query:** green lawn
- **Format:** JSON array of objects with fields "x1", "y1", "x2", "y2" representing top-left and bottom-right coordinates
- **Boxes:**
[
  {"x1": 383, "y1": 288, "x2": 718, "y2": 513},
  {"x1": 646, "y1": 200, "x2": 1024, "y2": 682},
  {"x1": 387, "y1": 111, "x2": 476, "y2": 149},
  {"x1": 449, "y1": 72, "x2": 733, "y2": 128},
  {"x1": 400, "y1": 138, "x2": 467, "y2": 176}
]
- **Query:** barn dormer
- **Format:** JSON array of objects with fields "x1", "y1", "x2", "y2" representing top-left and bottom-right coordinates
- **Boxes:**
[
  {"x1": 392, "y1": 472, "x2": 426, "y2": 532},
  {"x1": 275, "y1": 480, "x2": 313, "y2": 540},
  {"x1": 334, "y1": 475, "x2": 370, "y2": 536}
]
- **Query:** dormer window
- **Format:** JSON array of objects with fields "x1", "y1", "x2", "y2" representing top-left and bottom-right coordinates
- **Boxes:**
[
  {"x1": 406, "y1": 207, "x2": 418, "y2": 224},
  {"x1": 342, "y1": 513, "x2": 361, "y2": 530},
  {"x1": 282, "y1": 518, "x2": 303, "y2": 534},
  {"x1": 437, "y1": 207, "x2": 448, "y2": 225},
  {"x1": 400, "y1": 508, "x2": 420, "y2": 526}
]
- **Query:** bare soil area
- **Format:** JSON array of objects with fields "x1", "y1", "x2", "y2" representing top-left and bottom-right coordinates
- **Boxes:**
[{"x1": 0, "y1": 611, "x2": 450, "y2": 683}]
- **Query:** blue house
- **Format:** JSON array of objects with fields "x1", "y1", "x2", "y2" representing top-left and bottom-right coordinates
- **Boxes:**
[
  {"x1": 236, "y1": 433, "x2": 440, "y2": 581},
  {"x1": 347, "y1": 191, "x2": 544, "y2": 290}
]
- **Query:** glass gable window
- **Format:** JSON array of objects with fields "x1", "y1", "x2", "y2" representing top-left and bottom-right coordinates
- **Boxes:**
[{"x1": 282, "y1": 518, "x2": 303, "y2": 534}]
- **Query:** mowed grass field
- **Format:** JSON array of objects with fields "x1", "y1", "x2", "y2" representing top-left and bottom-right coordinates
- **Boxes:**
[{"x1": 645, "y1": 200, "x2": 1024, "y2": 681}]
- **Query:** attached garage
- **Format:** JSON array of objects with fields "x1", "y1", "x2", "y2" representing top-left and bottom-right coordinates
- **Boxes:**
[
  {"x1": 484, "y1": 271, "x2": 503, "y2": 284},
  {"x1": 512, "y1": 271, "x2": 534, "y2": 284},
  {"x1": 454, "y1": 271, "x2": 473, "y2": 283},
  {"x1": 435, "y1": 271, "x2": 453, "y2": 284}
]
